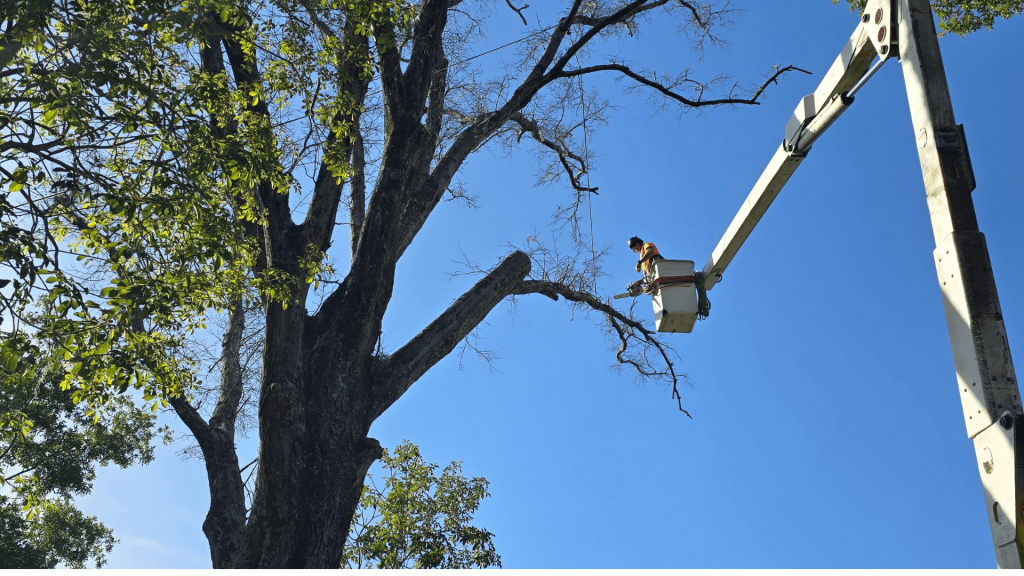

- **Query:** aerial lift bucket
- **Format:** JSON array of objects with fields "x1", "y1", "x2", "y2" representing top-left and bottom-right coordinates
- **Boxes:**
[{"x1": 650, "y1": 260, "x2": 698, "y2": 334}]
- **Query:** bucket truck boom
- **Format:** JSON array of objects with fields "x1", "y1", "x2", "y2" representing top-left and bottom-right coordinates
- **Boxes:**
[{"x1": 696, "y1": 0, "x2": 1023, "y2": 566}]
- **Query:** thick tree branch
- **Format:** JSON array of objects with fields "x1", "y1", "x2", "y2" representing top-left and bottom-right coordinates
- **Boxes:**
[
  {"x1": 390, "y1": 2, "x2": 665, "y2": 257},
  {"x1": 541, "y1": 0, "x2": 657, "y2": 82},
  {"x1": 169, "y1": 383, "x2": 248, "y2": 567},
  {"x1": 164, "y1": 292, "x2": 247, "y2": 568},
  {"x1": 425, "y1": 57, "x2": 448, "y2": 139},
  {"x1": 372, "y1": 251, "x2": 531, "y2": 419},
  {"x1": 515, "y1": 0, "x2": 584, "y2": 92},
  {"x1": 373, "y1": 23, "x2": 405, "y2": 120},
  {"x1": 208, "y1": 301, "x2": 246, "y2": 433},
  {"x1": 382, "y1": 2, "x2": 666, "y2": 267},
  {"x1": 302, "y1": 22, "x2": 370, "y2": 253},
  {"x1": 219, "y1": 19, "x2": 295, "y2": 240},
  {"x1": 314, "y1": 20, "x2": 448, "y2": 361},
  {"x1": 505, "y1": 0, "x2": 530, "y2": 25},
  {"x1": 196, "y1": 28, "x2": 265, "y2": 273},
  {"x1": 169, "y1": 396, "x2": 212, "y2": 440},
  {"x1": 349, "y1": 129, "x2": 366, "y2": 260},
  {"x1": 403, "y1": 0, "x2": 450, "y2": 114},
  {"x1": 390, "y1": 53, "x2": 448, "y2": 259}
]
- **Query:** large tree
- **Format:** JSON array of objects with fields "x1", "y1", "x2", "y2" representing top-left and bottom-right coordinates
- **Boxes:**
[{"x1": 2, "y1": 0, "x2": 805, "y2": 568}]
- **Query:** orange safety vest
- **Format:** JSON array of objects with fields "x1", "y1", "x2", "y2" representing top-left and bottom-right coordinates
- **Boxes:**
[{"x1": 639, "y1": 242, "x2": 660, "y2": 274}]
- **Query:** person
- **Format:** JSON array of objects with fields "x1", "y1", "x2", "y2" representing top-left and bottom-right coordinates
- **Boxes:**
[{"x1": 628, "y1": 236, "x2": 663, "y2": 276}]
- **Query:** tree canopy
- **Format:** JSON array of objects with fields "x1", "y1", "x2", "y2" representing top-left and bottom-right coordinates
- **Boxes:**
[
  {"x1": 0, "y1": 353, "x2": 166, "y2": 568},
  {"x1": 343, "y1": 441, "x2": 500, "y2": 569}
]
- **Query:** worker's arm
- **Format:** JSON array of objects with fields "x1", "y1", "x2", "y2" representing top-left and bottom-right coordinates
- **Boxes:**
[{"x1": 635, "y1": 246, "x2": 657, "y2": 272}]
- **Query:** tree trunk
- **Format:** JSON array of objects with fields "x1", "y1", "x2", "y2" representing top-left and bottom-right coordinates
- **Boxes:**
[{"x1": 226, "y1": 250, "x2": 532, "y2": 568}]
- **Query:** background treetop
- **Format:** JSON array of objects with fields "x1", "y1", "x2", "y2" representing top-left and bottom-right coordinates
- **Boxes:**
[{"x1": 833, "y1": 0, "x2": 1023, "y2": 35}]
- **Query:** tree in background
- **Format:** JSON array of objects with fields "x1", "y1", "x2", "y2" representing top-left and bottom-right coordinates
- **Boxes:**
[
  {"x1": 343, "y1": 441, "x2": 500, "y2": 569},
  {"x1": 833, "y1": 0, "x2": 1022, "y2": 35},
  {"x1": 2, "y1": 0, "x2": 805, "y2": 567},
  {"x1": 0, "y1": 354, "x2": 167, "y2": 568}
]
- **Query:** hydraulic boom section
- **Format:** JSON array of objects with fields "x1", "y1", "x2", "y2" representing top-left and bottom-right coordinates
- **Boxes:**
[
  {"x1": 699, "y1": 0, "x2": 1024, "y2": 565},
  {"x1": 701, "y1": 0, "x2": 897, "y2": 291}
]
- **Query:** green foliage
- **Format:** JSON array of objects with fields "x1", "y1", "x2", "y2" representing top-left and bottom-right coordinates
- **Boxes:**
[
  {"x1": 1, "y1": 0, "x2": 261, "y2": 417},
  {"x1": 342, "y1": 442, "x2": 501, "y2": 569},
  {"x1": 0, "y1": 352, "x2": 165, "y2": 568},
  {"x1": 0, "y1": 0, "x2": 406, "y2": 432},
  {"x1": 833, "y1": 0, "x2": 1023, "y2": 35},
  {"x1": 0, "y1": 496, "x2": 116, "y2": 569}
]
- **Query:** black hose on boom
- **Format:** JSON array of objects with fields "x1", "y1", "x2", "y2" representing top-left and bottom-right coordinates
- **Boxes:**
[{"x1": 694, "y1": 272, "x2": 711, "y2": 321}]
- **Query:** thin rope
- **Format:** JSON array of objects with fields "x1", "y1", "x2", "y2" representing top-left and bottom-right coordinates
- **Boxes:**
[
  {"x1": 581, "y1": 80, "x2": 597, "y2": 292},
  {"x1": 573, "y1": 34, "x2": 598, "y2": 293},
  {"x1": 442, "y1": 21, "x2": 599, "y2": 291},
  {"x1": 439, "y1": 25, "x2": 557, "y2": 72}
]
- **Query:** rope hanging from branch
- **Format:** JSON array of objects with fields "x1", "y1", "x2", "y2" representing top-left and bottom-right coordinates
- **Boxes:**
[{"x1": 574, "y1": 33, "x2": 598, "y2": 292}]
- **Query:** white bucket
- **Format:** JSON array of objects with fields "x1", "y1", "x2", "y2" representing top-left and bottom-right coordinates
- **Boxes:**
[{"x1": 650, "y1": 259, "x2": 698, "y2": 333}]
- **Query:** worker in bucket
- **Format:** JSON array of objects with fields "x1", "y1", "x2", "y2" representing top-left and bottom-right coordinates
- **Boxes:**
[
  {"x1": 625, "y1": 236, "x2": 663, "y2": 297},
  {"x1": 629, "y1": 236, "x2": 662, "y2": 276}
]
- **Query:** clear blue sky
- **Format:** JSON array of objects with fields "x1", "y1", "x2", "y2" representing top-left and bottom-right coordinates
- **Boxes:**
[{"x1": 78, "y1": 1, "x2": 1024, "y2": 568}]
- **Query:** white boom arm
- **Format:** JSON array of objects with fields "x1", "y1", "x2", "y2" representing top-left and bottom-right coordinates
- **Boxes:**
[
  {"x1": 701, "y1": 0, "x2": 1024, "y2": 566},
  {"x1": 701, "y1": 0, "x2": 893, "y2": 289}
]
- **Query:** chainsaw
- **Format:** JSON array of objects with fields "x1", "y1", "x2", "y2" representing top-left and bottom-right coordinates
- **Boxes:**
[{"x1": 612, "y1": 280, "x2": 644, "y2": 300}]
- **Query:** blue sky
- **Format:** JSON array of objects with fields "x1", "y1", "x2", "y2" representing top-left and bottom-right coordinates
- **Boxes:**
[{"x1": 78, "y1": 0, "x2": 1024, "y2": 568}]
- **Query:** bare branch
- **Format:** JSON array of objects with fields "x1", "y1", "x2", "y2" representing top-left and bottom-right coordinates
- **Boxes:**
[
  {"x1": 509, "y1": 112, "x2": 597, "y2": 193},
  {"x1": 456, "y1": 326, "x2": 500, "y2": 372},
  {"x1": 568, "y1": 0, "x2": 669, "y2": 28},
  {"x1": 542, "y1": 0, "x2": 661, "y2": 81},
  {"x1": 555, "y1": 62, "x2": 812, "y2": 107},
  {"x1": 517, "y1": 0, "x2": 586, "y2": 90},
  {"x1": 505, "y1": 0, "x2": 530, "y2": 26},
  {"x1": 512, "y1": 279, "x2": 690, "y2": 417}
]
